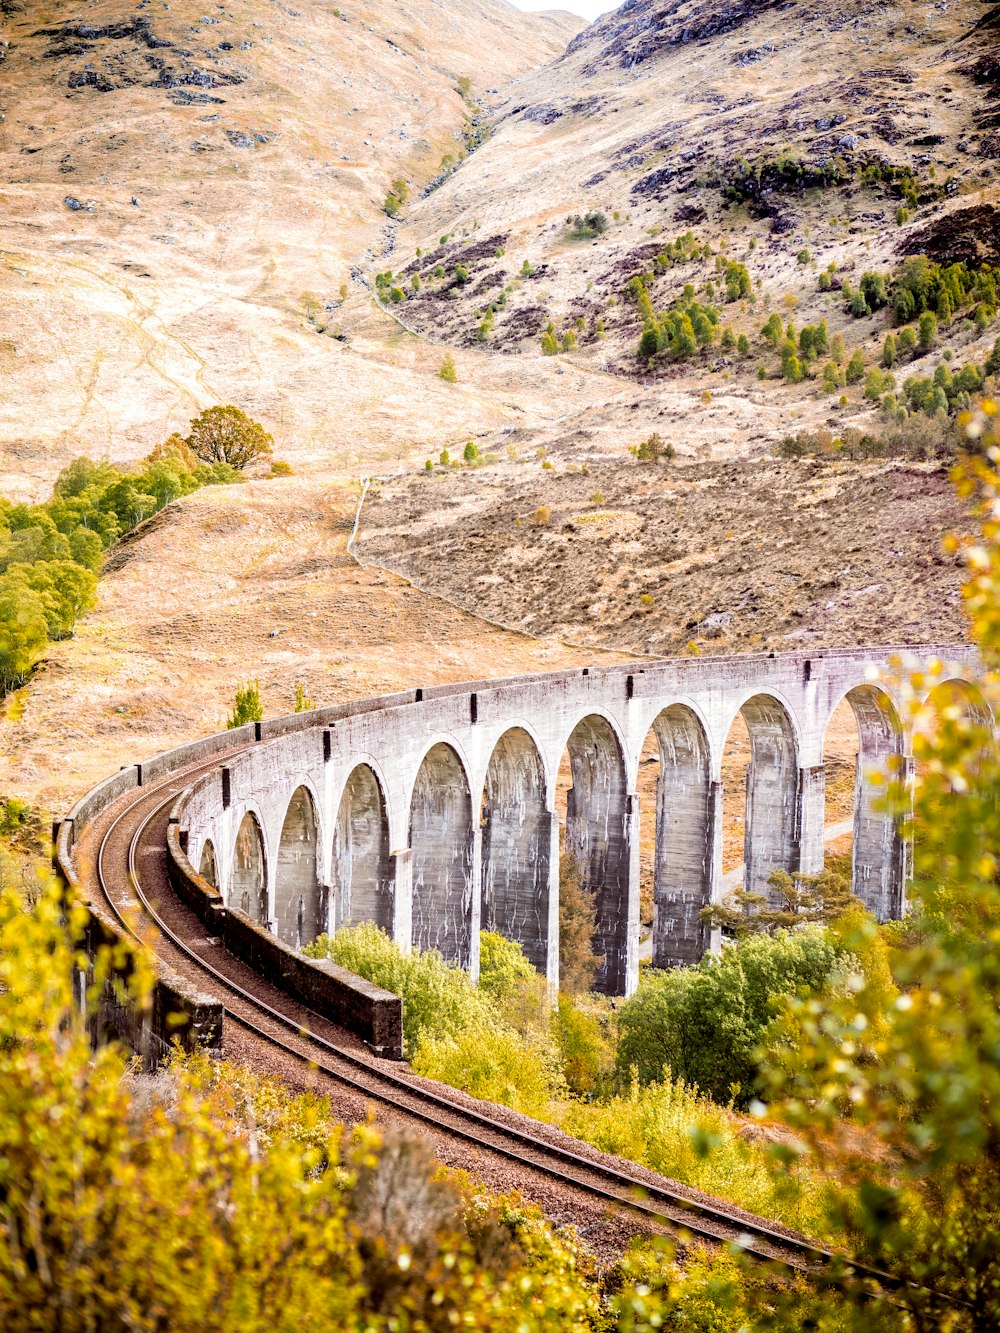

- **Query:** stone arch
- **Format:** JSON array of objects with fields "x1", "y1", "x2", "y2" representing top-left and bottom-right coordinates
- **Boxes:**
[
  {"x1": 915, "y1": 676, "x2": 994, "y2": 737},
  {"x1": 826, "y1": 684, "x2": 904, "y2": 920},
  {"x1": 481, "y1": 727, "x2": 552, "y2": 975},
  {"x1": 198, "y1": 838, "x2": 218, "y2": 888},
  {"x1": 729, "y1": 693, "x2": 800, "y2": 902},
  {"x1": 275, "y1": 786, "x2": 324, "y2": 948},
  {"x1": 562, "y1": 713, "x2": 631, "y2": 995},
  {"x1": 410, "y1": 743, "x2": 474, "y2": 966},
  {"x1": 647, "y1": 704, "x2": 714, "y2": 968},
  {"x1": 231, "y1": 811, "x2": 267, "y2": 924},
  {"x1": 333, "y1": 763, "x2": 393, "y2": 934}
]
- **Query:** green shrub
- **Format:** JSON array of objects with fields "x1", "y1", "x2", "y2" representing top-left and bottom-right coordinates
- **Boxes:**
[
  {"x1": 783, "y1": 354, "x2": 804, "y2": 384},
  {"x1": 566, "y1": 211, "x2": 608, "y2": 240},
  {"x1": 760, "y1": 313, "x2": 783, "y2": 348},
  {"x1": 636, "y1": 293, "x2": 720, "y2": 363},
  {"x1": 614, "y1": 926, "x2": 850, "y2": 1107},
  {"x1": 227, "y1": 680, "x2": 263, "y2": 729},
  {"x1": 561, "y1": 1074, "x2": 828, "y2": 1235},
  {"x1": 463, "y1": 440, "x2": 479, "y2": 465},
  {"x1": 478, "y1": 930, "x2": 535, "y2": 1006},
  {"x1": 919, "y1": 309, "x2": 938, "y2": 350},
  {"x1": 412, "y1": 1024, "x2": 560, "y2": 1117},
  {"x1": 309, "y1": 926, "x2": 562, "y2": 1115},
  {"x1": 552, "y1": 997, "x2": 612, "y2": 1097},
  {"x1": 638, "y1": 327, "x2": 660, "y2": 360},
  {"x1": 860, "y1": 271, "x2": 890, "y2": 311},
  {"x1": 846, "y1": 348, "x2": 866, "y2": 383},
  {"x1": 723, "y1": 261, "x2": 751, "y2": 302},
  {"x1": 438, "y1": 354, "x2": 457, "y2": 383}
]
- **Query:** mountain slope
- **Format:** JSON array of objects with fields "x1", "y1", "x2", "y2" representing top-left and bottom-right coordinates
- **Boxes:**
[
  {"x1": 388, "y1": 0, "x2": 999, "y2": 373},
  {"x1": 0, "y1": 0, "x2": 580, "y2": 494}
]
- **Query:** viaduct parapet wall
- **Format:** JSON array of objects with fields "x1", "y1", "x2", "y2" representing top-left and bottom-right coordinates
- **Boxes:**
[{"x1": 173, "y1": 644, "x2": 983, "y2": 998}]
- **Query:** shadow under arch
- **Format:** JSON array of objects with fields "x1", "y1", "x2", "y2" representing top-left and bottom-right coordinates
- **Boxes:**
[
  {"x1": 481, "y1": 727, "x2": 552, "y2": 975},
  {"x1": 410, "y1": 742, "x2": 474, "y2": 967},
  {"x1": 275, "y1": 786, "x2": 324, "y2": 948},
  {"x1": 646, "y1": 704, "x2": 713, "y2": 968},
  {"x1": 562, "y1": 713, "x2": 630, "y2": 996},
  {"x1": 728, "y1": 693, "x2": 799, "y2": 903},
  {"x1": 198, "y1": 838, "x2": 218, "y2": 889},
  {"x1": 829, "y1": 683, "x2": 905, "y2": 921},
  {"x1": 333, "y1": 763, "x2": 393, "y2": 934},
  {"x1": 232, "y1": 810, "x2": 267, "y2": 924}
]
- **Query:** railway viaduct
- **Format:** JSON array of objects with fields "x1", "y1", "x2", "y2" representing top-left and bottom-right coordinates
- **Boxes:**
[{"x1": 168, "y1": 644, "x2": 982, "y2": 999}]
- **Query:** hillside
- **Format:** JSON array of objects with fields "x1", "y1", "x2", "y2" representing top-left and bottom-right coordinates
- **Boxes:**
[
  {"x1": 0, "y1": 0, "x2": 990, "y2": 808},
  {"x1": 351, "y1": 0, "x2": 995, "y2": 656},
  {"x1": 0, "y1": 0, "x2": 580, "y2": 494},
  {"x1": 388, "y1": 0, "x2": 1000, "y2": 373}
]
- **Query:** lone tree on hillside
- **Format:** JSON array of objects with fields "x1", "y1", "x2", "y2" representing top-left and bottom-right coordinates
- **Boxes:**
[
  {"x1": 186, "y1": 406, "x2": 273, "y2": 469},
  {"x1": 227, "y1": 680, "x2": 263, "y2": 730}
]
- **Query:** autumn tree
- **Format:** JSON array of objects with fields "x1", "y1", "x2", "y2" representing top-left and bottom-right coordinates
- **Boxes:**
[
  {"x1": 227, "y1": 680, "x2": 263, "y2": 729},
  {"x1": 186, "y1": 406, "x2": 274, "y2": 469}
]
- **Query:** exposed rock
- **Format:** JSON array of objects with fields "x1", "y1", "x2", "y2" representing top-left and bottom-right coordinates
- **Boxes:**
[
  {"x1": 523, "y1": 103, "x2": 562, "y2": 125},
  {"x1": 900, "y1": 204, "x2": 1000, "y2": 267}
]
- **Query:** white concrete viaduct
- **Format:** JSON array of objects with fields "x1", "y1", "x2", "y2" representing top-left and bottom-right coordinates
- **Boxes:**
[{"x1": 176, "y1": 645, "x2": 985, "y2": 998}]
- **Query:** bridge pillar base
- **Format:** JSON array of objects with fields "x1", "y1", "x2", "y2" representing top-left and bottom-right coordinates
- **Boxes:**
[
  {"x1": 390, "y1": 848, "x2": 413, "y2": 954},
  {"x1": 795, "y1": 764, "x2": 827, "y2": 881}
]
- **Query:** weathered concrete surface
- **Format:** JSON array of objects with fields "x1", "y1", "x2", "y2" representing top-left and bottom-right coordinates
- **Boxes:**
[{"x1": 175, "y1": 645, "x2": 984, "y2": 997}]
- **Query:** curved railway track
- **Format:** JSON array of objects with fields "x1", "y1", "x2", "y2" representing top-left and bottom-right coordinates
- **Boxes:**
[{"x1": 87, "y1": 757, "x2": 910, "y2": 1296}]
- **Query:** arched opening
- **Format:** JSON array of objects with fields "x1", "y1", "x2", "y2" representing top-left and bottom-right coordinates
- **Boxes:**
[
  {"x1": 821, "y1": 697, "x2": 860, "y2": 884},
  {"x1": 645, "y1": 705, "x2": 713, "y2": 968},
  {"x1": 831, "y1": 686, "x2": 904, "y2": 920},
  {"x1": 275, "y1": 787, "x2": 323, "y2": 948},
  {"x1": 481, "y1": 728, "x2": 551, "y2": 975},
  {"x1": 558, "y1": 714, "x2": 630, "y2": 995},
  {"x1": 333, "y1": 764, "x2": 393, "y2": 934},
  {"x1": 721, "y1": 695, "x2": 798, "y2": 906},
  {"x1": 410, "y1": 744, "x2": 474, "y2": 966},
  {"x1": 914, "y1": 677, "x2": 994, "y2": 751},
  {"x1": 231, "y1": 811, "x2": 267, "y2": 924},
  {"x1": 198, "y1": 839, "x2": 218, "y2": 888}
]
